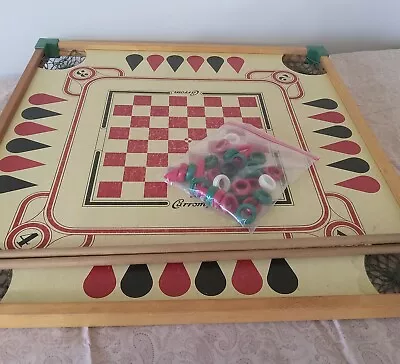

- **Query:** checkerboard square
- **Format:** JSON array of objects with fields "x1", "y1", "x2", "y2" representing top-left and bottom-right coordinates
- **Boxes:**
[
  {"x1": 103, "y1": 152, "x2": 126, "y2": 167},
  {"x1": 107, "y1": 116, "x2": 132, "y2": 128},
  {"x1": 204, "y1": 96, "x2": 222, "y2": 107},
  {"x1": 127, "y1": 140, "x2": 148, "y2": 153},
  {"x1": 113, "y1": 105, "x2": 133, "y2": 116},
  {"x1": 187, "y1": 117, "x2": 206, "y2": 129},
  {"x1": 144, "y1": 182, "x2": 167, "y2": 198},
  {"x1": 204, "y1": 107, "x2": 223, "y2": 117},
  {"x1": 188, "y1": 106, "x2": 205, "y2": 117},
  {"x1": 148, "y1": 140, "x2": 168, "y2": 153},
  {"x1": 97, "y1": 182, "x2": 122, "y2": 198},
  {"x1": 109, "y1": 127, "x2": 130, "y2": 140},
  {"x1": 131, "y1": 116, "x2": 150, "y2": 128},
  {"x1": 168, "y1": 140, "x2": 188, "y2": 153},
  {"x1": 243, "y1": 117, "x2": 263, "y2": 128},
  {"x1": 125, "y1": 153, "x2": 147, "y2": 167},
  {"x1": 188, "y1": 128, "x2": 207, "y2": 140},
  {"x1": 168, "y1": 128, "x2": 188, "y2": 140},
  {"x1": 102, "y1": 139, "x2": 129, "y2": 153},
  {"x1": 123, "y1": 167, "x2": 146, "y2": 182},
  {"x1": 149, "y1": 117, "x2": 169, "y2": 128},
  {"x1": 169, "y1": 96, "x2": 187, "y2": 106},
  {"x1": 134, "y1": 95, "x2": 152, "y2": 105},
  {"x1": 223, "y1": 107, "x2": 242, "y2": 117},
  {"x1": 151, "y1": 106, "x2": 169, "y2": 116},
  {"x1": 206, "y1": 117, "x2": 225, "y2": 128},
  {"x1": 168, "y1": 106, "x2": 188, "y2": 117},
  {"x1": 238, "y1": 96, "x2": 257, "y2": 107},
  {"x1": 129, "y1": 127, "x2": 149, "y2": 140},
  {"x1": 149, "y1": 128, "x2": 168, "y2": 140},
  {"x1": 132, "y1": 105, "x2": 151, "y2": 116},
  {"x1": 169, "y1": 117, "x2": 188, "y2": 128},
  {"x1": 145, "y1": 167, "x2": 165, "y2": 182},
  {"x1": 147, "y1": 153, "x2": 168, "y2": 167}
]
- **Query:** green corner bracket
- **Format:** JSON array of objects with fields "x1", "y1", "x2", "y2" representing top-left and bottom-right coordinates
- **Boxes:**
[
  {"x1": 306, "y1": 45, "x2": 329, "y2": 64},
  {"x1": 35, "y1": 38, "x2": 60, "y2": 58}
]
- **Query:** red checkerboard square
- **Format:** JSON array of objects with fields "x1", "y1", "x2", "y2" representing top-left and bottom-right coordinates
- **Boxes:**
[
  {"x1": 131, "y1": 116, "x2": 150, "y2": 128},
  {"x1": 147, "y1": 153, "x2": 168, "y2": 167},
  {"x1": 243, "y1": 117, "x2": 262, "y2": 128},
  {"x1": 168, "y1": 140, "x2": 188, "y2": 153},
  {"x1": 151, "y1": 106, "x2": 169, "y2": 116},
  {"x1": 103, "y1": 153, "x2": 126, "y2": 166},
  {"x1": 113, "y1": 105, "x2": 133, "y2": 116},
  {"x1": 169, "y1": 117, "x2": 188, "y2": 128},
  {"x1": 238, "y1": 97, "x2": 257, "y2": 107},
  {"x1": 223, "y1": 107, "x2": 242, "y2": 117},
  {"x1": 206, "y1": 117, "x2": 224, "y2": 128},
  {"x1": 123, "y1": 167, "x2": 146, "y2": 182},
  {"x1": 109, "y1": 127, "x2": 130, "y2": 140},
  {"x1": 188, "y1": 106, "x2": 205, "y2": 117},
  {"x1": 169, "y1": 96, "x2": 187, "y2": 106},
  {"x1": 204, "y1": 97, "x2": 222, "y2": 107},
  {"x1": 144, "y1": 182, "x2": 167, "y2": 198},
  {"x1": 134, "y1": 95, "x2": 152, "y2": 105},
  {"x1": 188, "y1": 128, "x2": 207, "y2": 140},
  {"x1": 149, "y1": 128, "x2": 169, "y2": 140},
  {"x1": 97, "y1": 182, "x2": 122, "y2": 198},
  {"x1": 127, "y1": 140, "x2": 148, "y2": 153}
]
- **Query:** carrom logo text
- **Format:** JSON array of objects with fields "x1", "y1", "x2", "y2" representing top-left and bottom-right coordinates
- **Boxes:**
[
  {"x1": 170, "y1": 90, "x2": 201, "y2": 96},
  {"x1": 172, "y1": 199, "x2": 206, "y2": 209}
]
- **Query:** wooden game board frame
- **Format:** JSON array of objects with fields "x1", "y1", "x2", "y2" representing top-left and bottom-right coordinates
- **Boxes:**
[
  {"x1": 1, "y1": 41, "x2": 400, "y2": 327},
  {"x1": 1, "y1": 41, "x2": 400, "y2": 267},
  {"x1": 1, "y1": 294, "x2": 400, "y2": 328}
]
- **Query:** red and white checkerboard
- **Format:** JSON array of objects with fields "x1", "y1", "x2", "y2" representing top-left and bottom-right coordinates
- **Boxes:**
[{"x1": 95, "y1": 93, "x2": 266, "y2": 200}]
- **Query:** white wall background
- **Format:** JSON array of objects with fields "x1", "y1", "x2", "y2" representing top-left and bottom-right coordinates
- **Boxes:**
[{"x1": 0, "y1": 0, "x2": 399, "y2": 76}]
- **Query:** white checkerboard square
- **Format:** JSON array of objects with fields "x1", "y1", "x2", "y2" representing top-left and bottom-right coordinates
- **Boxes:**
[
  {"x1": 149, "y1": 116, "x2": 169, "y2": 128},
  {"x1": 102, "y1": 139, "x2": 129, "y2": 153},
  {"x1": 125, "y1": 153, "x2": 147, "y2": 167},
  {"x1": 145, "y1": 166, "x2": 165, "y2": 182},
  {"x1": 132, "y1": 105, "x2": 151, "y2": 116},
  {"x1": 168, "y1": 128, "x2": 188, "y2": 140},
  {"x1": 129, "y1": 127, "x2": 150, "y2": 140},
  {"x1": 148, "y1": 140, "x2": 168, "y2": 153},
  {"x1": 168, "y1": 106, "x2": 188, "y2": 117}
]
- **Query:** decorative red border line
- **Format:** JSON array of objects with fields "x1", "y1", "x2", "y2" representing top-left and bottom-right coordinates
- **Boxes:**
[{"x1": 42, "y1": 74, "x2": 330, "y2": 234}]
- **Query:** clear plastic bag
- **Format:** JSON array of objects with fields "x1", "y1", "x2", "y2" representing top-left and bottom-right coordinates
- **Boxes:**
[{"x1": 164, "y1": 121, "x2": 319, "y2": 231}]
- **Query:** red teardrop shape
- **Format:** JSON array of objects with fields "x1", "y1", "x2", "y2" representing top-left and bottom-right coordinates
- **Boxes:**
[
  {"x1": 28, "y1": 93, "x2": 66, "y2": 105},
  {"x1": 336, "y1": 176, "x2": 380, "y2": 193},
  {"x1": 83, "y1": 266, "x2": 116, "y2": 298},
  {"x1": 232, "y1": 260, "x2": 263, "y2": 295},
  {"x1": 309, "y1": 111, "x2": 345, "y2": 123},
  {"x1": 227, "y1": 56, "x2": 245, "y2": 73},
  {"x1": 14, "y1": 122, "x2": 56, "y2": 136},
  {"x1": 159, "y1": 263, "x2": 191, "y2": 297},
  {"x1": 0, "y1": 155, "x2": 43, "y2": 172},
  {"x1": 187, "y1": 56, "x2": 204, "y2": 72},
  {"x1": 147, "y1": 55, "x2": 164, "y2": 71},
  {"x1": 321, "y1": 140, "x2": 361, "y2": 155}
]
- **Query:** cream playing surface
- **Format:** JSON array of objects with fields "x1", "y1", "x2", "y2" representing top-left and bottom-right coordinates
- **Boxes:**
[
  {"x1": 0, "y1": 254, "x2": 383, "y2": 302},
  {"x1": 0, "y1": 50, "x2": 399, "y2": 252}
]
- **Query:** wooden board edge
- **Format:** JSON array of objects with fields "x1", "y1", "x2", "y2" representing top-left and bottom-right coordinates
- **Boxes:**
[
  {"x1": 322, "y1": 56, "x2": 400, "y2": 205},
  {"x1": 0, "y1": 49, "x2": 43, "y2": 142},
  {"x1": 1, "y1": 233, "x2": 400, "y2": 259},
  {"x1": 58, "y1": 40, "x2": 307, "y2": 55},
  {"x1": 1, "y1": 243, "x2": 400, "y2": 269},
  {"x1": 0, "y1": 295, "x2": 399, "y2": 328}
]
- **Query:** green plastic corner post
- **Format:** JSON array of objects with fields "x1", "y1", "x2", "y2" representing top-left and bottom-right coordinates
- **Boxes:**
[
  {"x1": 35, "y1": 38, "x2": 60, "y2": 58},
  {"x1": 306, "y1": 45, "x2": 329, "y2": 64}
]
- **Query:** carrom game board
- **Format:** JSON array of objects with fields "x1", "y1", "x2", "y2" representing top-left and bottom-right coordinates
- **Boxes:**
[
  {"x1": 0, "y1": 39, "x2": 399, "y2": 262},
  {"x1": 0, "y1": 39, "x2": 400, "y2": 327}
]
